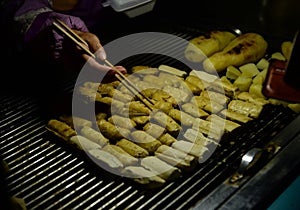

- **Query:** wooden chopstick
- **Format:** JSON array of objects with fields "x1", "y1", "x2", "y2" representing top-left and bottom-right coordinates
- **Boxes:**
[
  {"x1": 115, "y1": 74, "x2": 154, "y2": 110},
  {"x1": 55, "y1": 18, "x2": 89, "y2": 46},
  {"x1": 52, "y1": 19, "x2": 155, "y2": 109},
  {"x1": 104, "y1": 60, "x2": 155, "y2": 107},
  {"x1": 53, "y1": 21, "x2": 96, "y2": 58}
]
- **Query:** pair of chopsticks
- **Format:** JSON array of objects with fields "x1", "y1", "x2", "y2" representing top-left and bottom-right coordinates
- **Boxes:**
[{"x1": 52, "y1": 18, "x2": 155, "y2": 110}]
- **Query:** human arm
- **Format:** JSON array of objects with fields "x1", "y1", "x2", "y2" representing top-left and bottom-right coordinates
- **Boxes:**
[{"x1": 14, "y1": 0, "x2": 126, "y2": 76}]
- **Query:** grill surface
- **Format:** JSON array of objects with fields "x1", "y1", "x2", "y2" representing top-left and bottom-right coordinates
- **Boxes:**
[{"x1": 1, "y1": 26, "x2": 299, "y2": 210}]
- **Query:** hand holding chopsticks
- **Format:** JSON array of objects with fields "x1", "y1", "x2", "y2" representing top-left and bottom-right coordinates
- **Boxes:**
[{"x1": 52, "y1": 18, "x2": 155, "y2": 110}]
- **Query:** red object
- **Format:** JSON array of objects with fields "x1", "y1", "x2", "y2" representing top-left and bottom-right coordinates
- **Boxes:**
[{"x1": 263, "y1": 59, "x2": 300, "y2": 103}]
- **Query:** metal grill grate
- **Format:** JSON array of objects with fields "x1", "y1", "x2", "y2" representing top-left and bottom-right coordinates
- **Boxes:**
[{"x1": 0, "y1": 28, "x2": 298, "y2": 210}]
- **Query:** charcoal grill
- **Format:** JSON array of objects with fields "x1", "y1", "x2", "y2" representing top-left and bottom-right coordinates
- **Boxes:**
[{"x1": 1, "y1": 16, "x2": 300, "y2": 210}]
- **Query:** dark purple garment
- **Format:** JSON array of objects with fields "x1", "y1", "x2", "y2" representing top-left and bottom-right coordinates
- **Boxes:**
[
  {"x1": 15, "y1": 0, "x2": 103, "y2": 28},
  {"x1": 14, "y1": 0, "x2": 104, "y2": 60}
]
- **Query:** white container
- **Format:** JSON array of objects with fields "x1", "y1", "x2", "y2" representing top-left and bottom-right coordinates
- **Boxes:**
[{"x1": 104, "y1": 0, "x2": 156, "y2": 18}]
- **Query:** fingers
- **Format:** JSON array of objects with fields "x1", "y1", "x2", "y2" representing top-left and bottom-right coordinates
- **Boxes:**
[
  {"x1": 72, "y1": 30, "x2": 127, "y2": 77},
  {"x1": 73, "y1": 30, "x2": 106, "y2": 60},
  {"x1": 95, "y1": 47, "x2": 107, "y2": 61},
  {"x1": 85, "y1": 56, "x2": 127, "y2": 75}
]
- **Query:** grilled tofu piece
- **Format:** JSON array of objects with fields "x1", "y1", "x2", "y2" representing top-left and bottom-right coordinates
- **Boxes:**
[
  {"x1": 131, "y1": 65, "x2": 151, "y2": 73},
  {"x1": 192, "y1": 118, "x2": 224, "y2": 140},
  {"x1": 88, "y1": 149, "x2": 124, "y2": 170},
  {"x1": 70, "y1": 135, "x2": 102, "y2": 151},
  {"x1": 181, "y1": 102, "x2": 210, "y2": 118},
  {"x1": 127, "y1": 101, "x2": 151, "y2": 116},
  {"x1": 193, "y1": 96, "x2": 225, "y2": 113},
  {"x1": 207, "y1": 76, "x2": 239, "y2": 97},
  {"x1": 102, "y1": 144, "x2": 138, "y2": 166},
  {"x1": 108, "y1": 89, "x2": 132, "y2": 103},
  {"x1": 122, "y1": 166, "x2": 166, "y2": 188},
  {"x1": 59, "y1": 114, "x2": 93, "y2": 129},
  {"x1": 141, "y1": 156, "x2": 181, "y2": 181},
  {"x1": 168, "y1": 108, "x2": 196, "y2": 127},
  {"x1": 97, "y1": 119, "x2": 131, "y2": 141},
  {"x1": 172, "y1": 140, "x2": 208, "y2": 159},
  {"x1": 80, "y1": 126, "x2": 109, "y2": 147},
  {"x1": 153, "y1": 101, "x2": 174, "y2": 114},
  {"x1": 151, "y1": 110, "x2": 181, "y2": 135},
  {"x1": 183, "y1": 128, "x2": 216, "y2": 146},
  {"x1": 163, "y1": 85, "x2": 192, "y2": 104},
  {"x1": 206, "y1": 114, "x2": 241, "y2": 132},
  {"x1": 78, "y1": 86, "x2": 102, "y2": 103},
  {"x1": 203, "y1": 33, "x2": 268, "y2": 72},
  {"x1": 158, "y1": 133, "x2": 177, "y2": 146},
  {"x1": 185, "y1": 31, "x2": 237, "y2": 62},
  {"x1": 200, "y1": 90, "x2": 230, "y2": 105},
  {"x1": 185, "y1": 75, "x2": 206, "y2": 91},
  {"x1": 143, "y1": 122, "x2": 166, "y2": 139},
  {"x1": 130, "y1": 130, "x2": 162, "y2": 154},
  {"x1": 228, "y1": 100, "x2": 263, "y2": 118},
  {"x1": 131, "y1": 116, "x2": 149, "y2": 125},
  {"x1": 108, "y1": 115, "x2": 137, "y2": 130},
  {"x1": 237, "y1": 92, "x2": 269, "y2": 106},
  {"x1": 158, "y1": 64, "x2": 188, "y2": 77},
  {"x1": 116, "y1": 138, "x2": 149, "y2": 158},
  {"x1": 220, "y1": 109, "x2": 252, "y2": 123},
  {"x1": 46, "y1": 119, "x2": 76, "y2": 141},
  {"x1": 155, "y1": 145, "x2": 197, "y2": 171}
]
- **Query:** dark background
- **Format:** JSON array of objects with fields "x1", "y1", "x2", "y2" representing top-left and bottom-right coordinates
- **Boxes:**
[{"x1": 96, "y1": 0, "x2": 300, "y2": 39}]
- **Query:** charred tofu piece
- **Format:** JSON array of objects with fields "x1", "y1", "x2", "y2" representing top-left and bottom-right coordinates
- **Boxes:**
[
  {"x1": 46, "y1": 119, "x2": 76, "y2": 141},
  {"x1": 203, "y1": 33, "x2": 268, "y2": 72},
  {"x1": 97, "y1": 119, "x2": 131, "y2": 141},
  {"x1": 158, "y1": 133, "x2": 177, "y2": 146},
  {"x1": 116, "y1": 139, "x2": 149, "y2": 158},
  {"x1": 59, "y1": 115, "x2": 93, "y2": 129},
  {"x1": 185, "y1": 31, "x2": 236, "y2": 62},
  {"x1": 151, "y1": 110, "x2": 182, "y2": 135}
]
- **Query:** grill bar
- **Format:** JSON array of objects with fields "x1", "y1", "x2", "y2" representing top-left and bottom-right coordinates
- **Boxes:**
[
  {"x1": 29, "y1": 169, "x2": 89, "y2": 210},
  {"x1": 51, "y1": 176, "x2": 97, "y2": 210}
]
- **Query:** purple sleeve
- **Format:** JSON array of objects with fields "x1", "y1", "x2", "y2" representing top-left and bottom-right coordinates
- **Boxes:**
[
  {"x1": 26, "y1": 11, "x2": 89, "y2": 60},
  {"x1": 13, "y1": 0, "x2": 103, "y2": 62}
]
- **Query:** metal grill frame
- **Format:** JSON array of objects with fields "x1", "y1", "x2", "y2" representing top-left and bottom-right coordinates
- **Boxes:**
[{"x1": 1, "y1": 24, "x2": 300, "y2": 210}]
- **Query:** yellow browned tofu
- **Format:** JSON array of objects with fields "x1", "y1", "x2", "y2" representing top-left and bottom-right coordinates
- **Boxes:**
[
  {"x1": 46, "y1": 119, "x2": 76, "y2": 141},
  {"x1": 116, "y1": 139, "x2": 149, "y2": 158},
  {"x1": 185, "y1": 31, "x2": 237, "y2": 62},
  {"x1": 203, "y1": 33, "x2": 268, "y2": 72}
]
